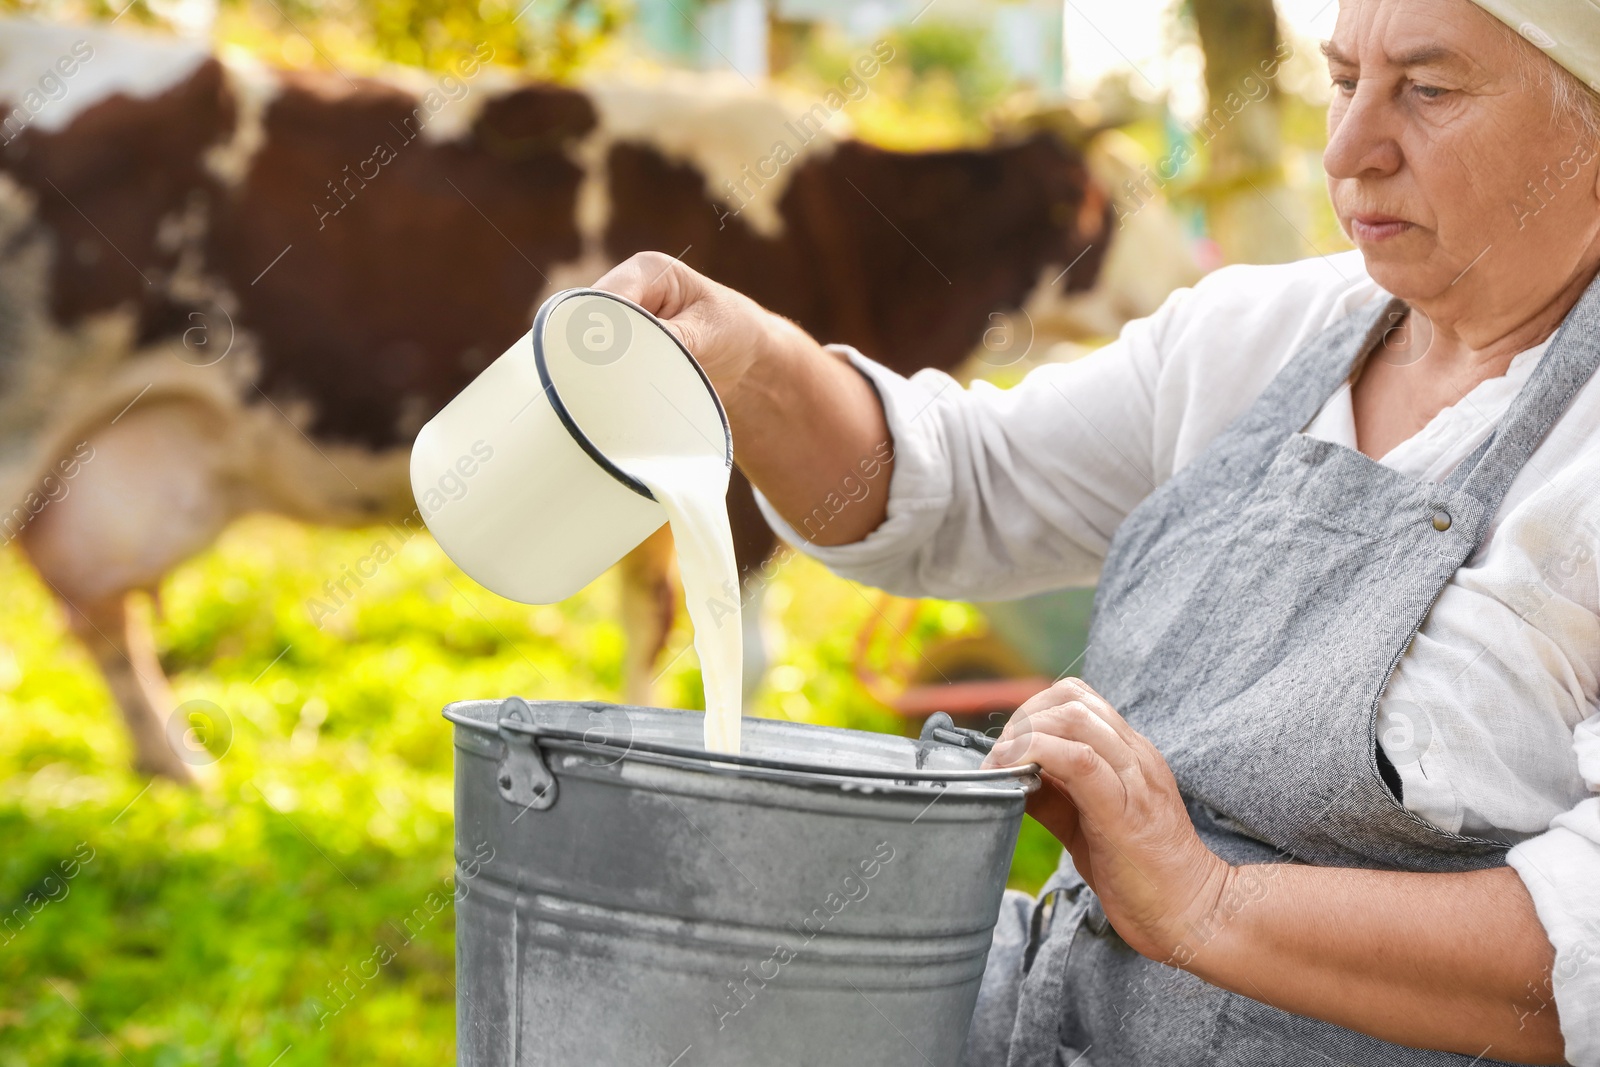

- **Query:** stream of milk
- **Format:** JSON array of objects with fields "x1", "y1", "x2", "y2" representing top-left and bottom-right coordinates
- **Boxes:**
[{"x1": 624, "y1": 454, "x2": 744, "y2": 755}]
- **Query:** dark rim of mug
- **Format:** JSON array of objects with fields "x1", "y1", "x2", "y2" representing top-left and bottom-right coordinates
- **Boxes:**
[{"x1": 532, "y1": 287, "x2": 734, "y2": 502}]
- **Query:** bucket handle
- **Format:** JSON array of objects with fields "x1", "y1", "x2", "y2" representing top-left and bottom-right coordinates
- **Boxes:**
[{"x1": 497, "y1": 697, "x2": 558, "y2": 812}]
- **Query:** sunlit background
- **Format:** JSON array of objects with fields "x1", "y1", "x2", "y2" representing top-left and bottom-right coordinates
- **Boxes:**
[{"x1": 0, "y1": 0, "x2": 1355, "y2": 1062}]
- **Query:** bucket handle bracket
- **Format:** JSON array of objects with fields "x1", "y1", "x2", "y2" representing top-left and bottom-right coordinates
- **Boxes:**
[
  {"x1": 497, "y1": 697, "x2": 557, "y2": 812},
  {"x1": 917, "y1": 711, "x2": 998, "y2": 768}
]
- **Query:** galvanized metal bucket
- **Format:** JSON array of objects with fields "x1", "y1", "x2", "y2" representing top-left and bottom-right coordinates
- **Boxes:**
[{"x1": 446, "y1": 698, "x2": 1038, "y2": 1067}]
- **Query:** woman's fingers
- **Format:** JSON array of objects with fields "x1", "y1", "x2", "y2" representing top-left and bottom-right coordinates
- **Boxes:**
[
  {"x1": 593, "y1": 252, "x2": 707, "y2": 347},
  {"x1": 988, "y1": 678, "x2": 1144, "y2": 779},
  {"x1": 998, "y1": 677, "x2": 1136, "y2": 744},
  {"x1": 993, "y1": 699, "x2": 1140, "y2": 779},
  {"x1": 594, "y1": 251, "x2": 693, "y2": 313},
  {"x1": 592, "y1": 252, "x2": 763, "y2": 399},
  {"x1": 1003, "y1": 675, "x2": 1083, "y2": 725},
  {"x1": 1005, "y1": 731, "x2": 1134, "y2": 833},
  {"x1": 1046, "y1": 677, "x2": 1142, "y2": 744}
]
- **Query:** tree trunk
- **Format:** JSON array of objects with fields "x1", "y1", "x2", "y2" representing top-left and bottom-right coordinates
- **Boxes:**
[{"x1": 1189, "y1": 0, "x2": 1305, "y2": 265}]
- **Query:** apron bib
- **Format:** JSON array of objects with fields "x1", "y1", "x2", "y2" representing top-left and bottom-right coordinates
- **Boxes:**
[{"x1": 967, "y1": 272, "x2": 1600, "y2": 1067}]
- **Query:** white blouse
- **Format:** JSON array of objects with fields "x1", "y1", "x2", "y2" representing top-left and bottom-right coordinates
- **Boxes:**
[{"x1": 754, "y1": 250, "x2": 1600, "y2": 1065}]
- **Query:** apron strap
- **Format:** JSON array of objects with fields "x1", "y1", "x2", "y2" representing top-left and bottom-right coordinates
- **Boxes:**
[
  {"x1": 1244, "y1": 296, "x2": 1409, "y2": 441},
  {"x1": 1259, "y1": 270, "x2": 1600, "y2": 528},
  {"x1": 1455, "y1": 270, "x2": 1600, "y2": 522},
  {"x1": 1442, "y1": 432, "x2": 1496, "y2": 492}
]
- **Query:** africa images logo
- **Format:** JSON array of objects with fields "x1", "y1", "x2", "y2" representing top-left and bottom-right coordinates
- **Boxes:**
[{"x1": 567, "y1": 297, "x2": 634, "y2": 366}]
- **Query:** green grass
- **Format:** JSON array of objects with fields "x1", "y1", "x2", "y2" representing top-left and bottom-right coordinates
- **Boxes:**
[{"x1": 0, "y1": 517, "x2": 1061, "y2": 1065}]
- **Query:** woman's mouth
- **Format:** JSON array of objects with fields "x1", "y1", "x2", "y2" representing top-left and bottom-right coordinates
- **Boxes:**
[{"x1": 1349, "y1": 214, "x2": 1415, "y2": 242}]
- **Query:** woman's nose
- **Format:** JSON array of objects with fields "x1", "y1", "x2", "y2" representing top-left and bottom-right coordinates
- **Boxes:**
[{"x1": 1324, "y1": 85, "x2": 1405, "y2": 180}]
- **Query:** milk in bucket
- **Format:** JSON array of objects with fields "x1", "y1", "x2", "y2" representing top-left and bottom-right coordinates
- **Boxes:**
[{"x1": 410, "y1": 288, "x2": 745, "y2": 753}]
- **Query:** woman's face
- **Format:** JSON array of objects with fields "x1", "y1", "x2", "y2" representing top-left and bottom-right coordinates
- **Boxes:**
[{"x1": 1324, "y1": 0, "x2": 1600, "y2": 317}]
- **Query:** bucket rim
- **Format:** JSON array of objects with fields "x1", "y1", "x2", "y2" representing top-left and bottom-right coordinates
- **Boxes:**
[
  {"x1": 443, "y1": 699, "x2": 1039, "y2": 789},
  {"x1": 532, "y1": 287, "x2": 734, "y2": 504}
]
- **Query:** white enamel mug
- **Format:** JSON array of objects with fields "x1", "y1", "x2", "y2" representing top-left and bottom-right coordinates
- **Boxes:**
[{"x1": 410, "y1": 288, "x2": 731, "y2": 603}]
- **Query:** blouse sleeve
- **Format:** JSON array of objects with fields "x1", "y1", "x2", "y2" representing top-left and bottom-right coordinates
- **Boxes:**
[
  {"x1": 1507, "y1": 711, "x2": 1600, "y2": 1067},
  {"x1": 749, "y1": 255, "x2": 1365, "y2": 603},
  {"x1": 750, "y1": 294, "x2": 1182, "y2": 602}
]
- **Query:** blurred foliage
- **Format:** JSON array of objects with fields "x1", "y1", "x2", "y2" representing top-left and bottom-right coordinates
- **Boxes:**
[
  {"x1": 0, "y1": 0, "x2": 634, "y2": 79},
  {"x1": 1281, "y1": 93, "x2": 1355, "y2": 259},
  {"x1": 788, "y1": 18, "x2": 1014, "y2": 149},
  {"x1": 0, "y1": 519, "x2": 1060, "y2": 1064},
  {"x1": 793, "y1": 17, "x2": 1004, "y2": 149},
  {"x1": 210, "y1": 0, "x2": 633, "y2": 80}
]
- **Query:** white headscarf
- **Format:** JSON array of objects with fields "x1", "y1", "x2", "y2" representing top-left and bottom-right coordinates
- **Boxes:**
[{"x1": 1471, "y1": 1, "x2": 1600, "y2": 92}]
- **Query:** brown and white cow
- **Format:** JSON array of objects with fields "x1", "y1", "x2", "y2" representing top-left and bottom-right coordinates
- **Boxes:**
[{"x1": 0, "y1": 17, "x2": 1195, "y2": 780}]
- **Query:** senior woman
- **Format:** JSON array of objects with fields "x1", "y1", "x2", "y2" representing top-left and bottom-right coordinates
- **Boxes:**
[{"x1": 597, "y1": 0, "x2": 1600, "y2": 1063}]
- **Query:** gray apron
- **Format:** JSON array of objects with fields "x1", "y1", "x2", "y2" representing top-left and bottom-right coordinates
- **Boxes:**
[{"x1": 964, "y1": 271, "x2": 1600, "y2": 1067}]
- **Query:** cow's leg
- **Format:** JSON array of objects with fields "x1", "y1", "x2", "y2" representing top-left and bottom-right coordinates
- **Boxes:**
[
  {"x1": 19, "y1": 398, "x2": 240, "y2": 782},
  {"x1": 617, "y1": 525, "x2": 678, "y2": 707},
  {"x1": 52, "y1": 590, "x2": 194, "y2": 781}
]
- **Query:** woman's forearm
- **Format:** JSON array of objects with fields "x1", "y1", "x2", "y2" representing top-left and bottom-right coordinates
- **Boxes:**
[
  {"x1": 730, "y1": 314, "x2": 894, "y2": 546},
  {"x1": 1185, "y1": 864, "x2": 1565, "y2": 1063}
]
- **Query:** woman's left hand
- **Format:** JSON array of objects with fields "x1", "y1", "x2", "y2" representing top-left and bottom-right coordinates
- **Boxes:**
[{"x1": 983, "y1": 677, "x2": 1235, "y2": 963}]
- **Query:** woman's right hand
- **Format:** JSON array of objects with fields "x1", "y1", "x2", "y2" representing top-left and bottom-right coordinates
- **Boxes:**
[
  {"x1": 591, "y1": 251, "x2": 785, "y2": 408},
  {"x1": 594, "y1": 250, "x2": 895, "y2": 546}
]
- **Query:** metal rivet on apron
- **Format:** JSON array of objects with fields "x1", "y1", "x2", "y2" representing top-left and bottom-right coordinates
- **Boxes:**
[{"x1": 1431, "y1": 511, "x2": 1452, "y2": 532}]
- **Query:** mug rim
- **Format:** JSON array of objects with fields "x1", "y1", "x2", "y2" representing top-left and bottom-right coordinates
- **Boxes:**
[{"x1": 532, "y1": 287, "x2": 734, "y2": 503}]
